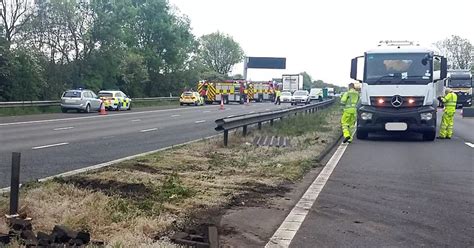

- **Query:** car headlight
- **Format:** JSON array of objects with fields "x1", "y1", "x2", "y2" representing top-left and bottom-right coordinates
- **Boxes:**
[
  {"x1": 360, "y1": 112, "x2": 373, "y2": 120},
  {"x1": 420, "y1": 112, "x2": 433, "y2": 121}
]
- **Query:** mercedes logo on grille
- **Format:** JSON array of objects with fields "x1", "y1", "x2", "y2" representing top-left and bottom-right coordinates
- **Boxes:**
[{"x1": 391, "y1": 95, "x2": 403, "y2": 107}]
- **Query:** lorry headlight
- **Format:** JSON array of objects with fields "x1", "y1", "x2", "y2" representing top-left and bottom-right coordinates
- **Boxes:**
[
  {"x1": 420, "y1": 112, "x2": 433, "y2": 121},
  {"x1": 360, "y1": 112, "x2": 373, "y2": 120}
]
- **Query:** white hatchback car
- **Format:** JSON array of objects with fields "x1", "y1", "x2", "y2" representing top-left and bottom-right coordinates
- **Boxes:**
[{"x1": 291, "y1": 90, "x2": 310, "y2": 105}]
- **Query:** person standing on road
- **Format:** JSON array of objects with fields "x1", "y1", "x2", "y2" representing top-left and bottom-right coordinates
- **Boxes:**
[
  {"x1": 437, "y1": 88, "x2": 458, "y2": 139},
  {"x1": 341, "y1": 83, "x2": 359, "y2": 143},
  {"x1": 274, "y1": 88, "x2": 281, "y2": 105}
]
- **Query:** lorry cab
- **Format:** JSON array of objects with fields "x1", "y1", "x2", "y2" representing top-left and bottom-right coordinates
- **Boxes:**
[
  {"x1": 446, "y1": 70, "x2": 472, "y2": 108},
  {"x1": 350, "y1": 40, "x2": 448, "y2": 141}
]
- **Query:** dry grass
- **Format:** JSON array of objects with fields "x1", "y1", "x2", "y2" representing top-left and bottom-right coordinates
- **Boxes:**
[{"x1": 0, "y1": 106, "x2": 341, "y2": 246}]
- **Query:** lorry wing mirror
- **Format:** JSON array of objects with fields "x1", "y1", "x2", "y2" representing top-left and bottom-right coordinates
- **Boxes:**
[
  {"x1": 440, "y1": 57, "x2": 448, "y2": 79},
  {"x1": 350, "y1": 58, "x2": 358, "y2": 80}
]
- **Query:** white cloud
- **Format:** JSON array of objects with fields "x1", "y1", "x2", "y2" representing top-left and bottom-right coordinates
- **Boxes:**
[{"x1": 170, "y1": 0, "x2": 474, "y2": 86}]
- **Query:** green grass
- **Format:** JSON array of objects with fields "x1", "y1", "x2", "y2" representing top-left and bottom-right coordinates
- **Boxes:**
[
  {"x1": 0, "y1": 100, "x2": 180, "y2": 117},
  {"x1": 264, "y1": 105, "x2": 339, "y2": 136},
  {"x1": 0, "y1": 105, "x2": 61, "y2": 116}
]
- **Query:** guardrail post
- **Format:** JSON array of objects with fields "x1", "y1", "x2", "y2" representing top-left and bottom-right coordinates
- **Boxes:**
[
  {"x1": 223, "y1": 130, "x2": 229, "y2": 146},
  {"x1": 270, "y1": 119, "x2": 274, "y2": 126},
  {"x1": 9, "y1": 152, "x2": 21, "y2": 215},
  {"x1": 258, "y1": 122, "x2": 262, "y2": 130},
  {"x1": 243, "y1": 126, "x2": 247, "y2": 136}
]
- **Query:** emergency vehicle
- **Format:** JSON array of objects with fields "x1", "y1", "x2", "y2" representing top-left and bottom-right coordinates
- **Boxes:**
[
  {"x1": 98, "y1": 90, "x2": 132, "y2": 111},
  {"x1": 197, "y1": 80, "x2": 252, "y2": 104},
  {"x1": 251, "y1": 81, "x2": 275, "y2": 102}
]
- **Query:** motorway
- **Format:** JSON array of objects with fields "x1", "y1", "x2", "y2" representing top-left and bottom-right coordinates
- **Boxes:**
[
  {"x1": 288, "y1": 109, "x2": 473, "y2": 247},
  {"x1": 0, "y1": 103, "x2": 287, "y2": 188}
]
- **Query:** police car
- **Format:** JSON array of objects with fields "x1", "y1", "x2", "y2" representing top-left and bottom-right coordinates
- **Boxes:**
[
  {"x1": 98, "y1": 90, "x2": 132, "y2": 111},
  {"x1": 180, "y1": 91, "x2": 204, "y2": 106}
]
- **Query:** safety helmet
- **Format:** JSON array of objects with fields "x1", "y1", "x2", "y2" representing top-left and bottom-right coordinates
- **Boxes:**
[{"x1": 445, "y1": 88, "x2": 453, "y2": 94}]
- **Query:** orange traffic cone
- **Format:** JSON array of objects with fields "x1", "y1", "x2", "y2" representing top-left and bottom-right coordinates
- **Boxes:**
[
  {"x1": 99, "y1": 101, "x2": 107, "y2": 115},
  {"x1": 220, "y1": 96, "x2": 225, "y2": 110}
]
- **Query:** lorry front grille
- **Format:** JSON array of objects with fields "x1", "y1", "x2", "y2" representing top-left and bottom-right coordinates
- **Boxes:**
[{"x1": 370, "y1": 96, "x2": 424, "y2": 108}]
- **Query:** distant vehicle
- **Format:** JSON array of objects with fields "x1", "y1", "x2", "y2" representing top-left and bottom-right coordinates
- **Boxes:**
[
  {"x1": 280, "y1": 91, "x2": 293, "y2": 103},
  {"x1": 180, "y1": 91, "x2": 204, "y2": 106},
  {"x1": 61, "y1": 89, "x2": 102, "y2": 113},
  {"x1": 446, "y1": 70, "x2": 472, "y2": 108},
  {"x1": 309, "y1": 88, "x2": 323, "y2": 101},
  {"x1": 98, "y1": 90, "x2": 132, "y2": 111},
  {"x1": 282, "y1": 74, "x2": 303, "y2": 92},
  {"x1": 291, "y1": 90, "x2": 310, "y2": 105},
  {"x1": 326, "y1": 87, "x2": 335, "y2": 97}
]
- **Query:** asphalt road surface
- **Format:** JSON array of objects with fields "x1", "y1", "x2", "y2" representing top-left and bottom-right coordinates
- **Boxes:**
[
  {"x1": 290, "y1": 109, "x2": 473, "y2": 247},
  {"x1": 0, "y1": 102, "x2": 289, "y2": 188}
]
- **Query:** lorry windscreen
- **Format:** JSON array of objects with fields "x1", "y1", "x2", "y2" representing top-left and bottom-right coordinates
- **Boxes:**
[
  {"x1": 448, "y1": 79, "x2": 472, "y2": 88},
  {"x1": 365, "y1": 53, "x2": 432, "y2": 85}
]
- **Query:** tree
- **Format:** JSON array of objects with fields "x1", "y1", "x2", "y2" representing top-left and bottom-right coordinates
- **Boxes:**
[
  {"x1": 118, "y1": 52, "x2": 148, "y2": 97},
  {"x1": 435, "y1": 35, "x2": 473, "y2": 69},
  {"x1": 0, "y1": 0, "x2": 32, "y2": 47},
  {"x1": 198, "y1": 31, "x2": 244, "y2": 75},
  {"x1": 300, "y1": 71, "x2": 312, "y2": 90}
]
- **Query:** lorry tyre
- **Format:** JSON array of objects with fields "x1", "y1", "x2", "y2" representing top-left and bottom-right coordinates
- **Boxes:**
[
  {"x1": 61, "y1": 108, "x2": 68, "y2": 113},
  {"x1": 423, "y1": 131, "x2": 436, "y2": 141},
  {"x1": 356, "y1": 130, "x2": 368, "y2": 140}
]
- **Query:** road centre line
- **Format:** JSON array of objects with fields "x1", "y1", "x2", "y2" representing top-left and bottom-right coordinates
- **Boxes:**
[
  {"x1": 32, "y1": 142, "x2": 69, "y2": 150},
  {"x1": 203, "y1": 110, "x2": 211, "y2": 113},
  {"x1": 265, "y1": 142, "x2": 349, "y2": 247},
  {"x1": 131, "y1": 119, "x2": 141, "y2": 122},
  {"x1": 53, "y1": 126, "x2": 74, "y2": 131},
  {"x1": 140, "y1": 128, "x2": 157, "y2": 133},
  {"x1": 171, "y1": 114, "x2": 181, "y2": 117},
  {"x1": 195, "y1": 120, "x2": 206, "y2": 124},
  {"x1": 465, "y1": 142, "x2": 474, "y2": 148}
]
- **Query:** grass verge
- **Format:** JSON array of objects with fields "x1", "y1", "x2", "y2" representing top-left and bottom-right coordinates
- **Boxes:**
[{"x1": 0, "y1": 105, "x2": 341, "y2": 247}]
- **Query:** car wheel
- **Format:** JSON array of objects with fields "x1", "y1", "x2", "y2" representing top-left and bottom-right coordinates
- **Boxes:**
[
  {"x1": 356, "y1": 130, "x2": 368, "y2": 140},
  {"x1": 117, "y1": 103, "x2": 121, "y2": 111},
  {"x1": 61, "y1": 108, "x2": 68, "y2": 113},
  {"x1": 194, "y1": 101, "x2": 198, "y2": 106},
  {"x1": 85, "y1": 104, "x2": 91, "y2": 113},
  {"x1": 127, "y1": 103, "x2": 132, "y2": 110}
]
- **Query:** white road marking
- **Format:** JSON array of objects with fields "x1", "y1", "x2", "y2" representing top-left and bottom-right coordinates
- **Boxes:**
[
  {"x1": 249, "y1": 111, "x2": 255, "y2": 114},
  {"x1": 465, "y1": 142, "x2": 474, "y2": 148},
  {"x1": 265, "y1": 109, "x2": 271, "y2": 111},
  {"x1": 32, "y1": 142, "x2": 69, "y2": 150},
  {"x1": 203, "y1": 110, "x2": 211, "y2": 113},
  {"x1": 195, "y1": 120, "x2": 206, "y2": 124},
  {"x1": 265, "y1": 142, "x2": 349, "y2": 247},
  {"x1": 0, "y1": 105, "x2": 216, "y2": 127},
  {"x1": 140, "y1": 128, "x2": 157, "y2": 133},
  {"x1": 171, "y1": 114, "x2": 181, "y2": 117},
  {"x1": 131, "y1": 119, "x2": 141, "y2": 122},
  {"x1": 53, "y1": 127, "x2": 74, "y2": 131}
]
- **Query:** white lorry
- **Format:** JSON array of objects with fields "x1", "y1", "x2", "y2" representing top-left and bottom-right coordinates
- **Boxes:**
[
  {"x1": 282, "y1": 74, "x2": 303, "y2": 92},
  {"x1": 350, "y1": 40, "x2": 448, "y2": 141}
]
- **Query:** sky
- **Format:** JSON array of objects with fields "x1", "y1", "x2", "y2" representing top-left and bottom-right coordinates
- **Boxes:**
[{"x1": 168, "y1": 0, "x2": 473, "y2": 86}]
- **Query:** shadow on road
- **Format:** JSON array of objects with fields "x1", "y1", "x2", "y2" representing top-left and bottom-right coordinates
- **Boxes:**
[{"x1": 360, "y1": 132, "x2": 427, "y2": 142}]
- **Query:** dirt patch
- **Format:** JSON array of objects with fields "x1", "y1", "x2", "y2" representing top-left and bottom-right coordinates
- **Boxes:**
[{"x1": 57, "y1": 177, "x2": 156, "y2": 201}]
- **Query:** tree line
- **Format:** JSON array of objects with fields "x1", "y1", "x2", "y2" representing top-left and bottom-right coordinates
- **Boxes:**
[{"x1": 0, "y1": 0, "x2": 244, "y2": 101}]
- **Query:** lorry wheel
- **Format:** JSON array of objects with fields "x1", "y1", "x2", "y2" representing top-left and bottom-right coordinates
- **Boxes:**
[
  {"x1": 423, "y1": 131, "x2": 436, "y2": 141},
  {"x1": 61, "y1": 108, "x2": 68, "y2": 113},
  {"x1": 356, "y1": 130, "x2": 368, "y2": 140}
]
